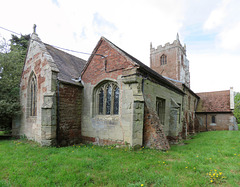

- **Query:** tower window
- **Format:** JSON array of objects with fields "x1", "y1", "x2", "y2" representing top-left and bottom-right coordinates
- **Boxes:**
[{"x1": 160, "y1": 54, "x2": 167, "y2": 65}]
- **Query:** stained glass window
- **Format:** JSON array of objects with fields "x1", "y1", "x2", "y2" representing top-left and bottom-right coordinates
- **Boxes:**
[
  {"x1": 96, "y1": 82, "x2": 119, "y2": 115},
  {"x1": 29, "y1": 74, "x2": 37, "y2": 116},
  {"x1": 113, "y1": 87, "x2": 119, "y2": 114},
  {"x1": 106, "y1": 85, "x2": 112, "y2": 115},
  {"x1": 99, "y1": 89, "x2": 104, "y2": 115}
]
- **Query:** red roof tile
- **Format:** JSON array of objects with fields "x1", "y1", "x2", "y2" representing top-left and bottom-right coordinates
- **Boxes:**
[{"x1": 196, "y1": 90, "x2": 231, "y2": 113}]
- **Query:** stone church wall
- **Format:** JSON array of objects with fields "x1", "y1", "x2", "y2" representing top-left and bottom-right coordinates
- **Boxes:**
[
  {"x1": 81, "y1": 39, "x2": 144, "y2": 147},
  {"x1": 143, "y1": 79, "x2": 183, "y2": 143},
  {"x1": 13, "y1": 33, "x2": 58, "y2": 146}
]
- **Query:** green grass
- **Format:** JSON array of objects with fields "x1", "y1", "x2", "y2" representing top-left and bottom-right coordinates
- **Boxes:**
[
  {"x1": 0, "y1": 130, "x2": 11, "y2": 135},
  {"x1": 1, "y1": 131, "x2": 240, "y2": 186}
]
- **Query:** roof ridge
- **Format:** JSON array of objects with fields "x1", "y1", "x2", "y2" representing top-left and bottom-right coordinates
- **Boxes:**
[{"x1": 102, "y1": 36, "x2": 185, "y2": 95}]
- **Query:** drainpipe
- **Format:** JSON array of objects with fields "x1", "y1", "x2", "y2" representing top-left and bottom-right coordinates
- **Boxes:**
[
  {"x1": 182, "y1": 86, "x2": 186, "y2": 137},
  {"x1": 205, "y1": 113, "x2": 208, "y2": 131},
  {"x1": 141, "y1": 76, "x2": 147, "y2": 146},
  {"x1": 56, "y1": 79, "x2": 60, "y2": 147}
]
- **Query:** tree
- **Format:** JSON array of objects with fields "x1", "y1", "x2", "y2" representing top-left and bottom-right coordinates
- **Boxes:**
[
  {"x1": 233, "y1": 92, "x2": 240, "y2": 124},
  {"x1": 0, "y1": 34, "x2": 30, "y2": 130}
]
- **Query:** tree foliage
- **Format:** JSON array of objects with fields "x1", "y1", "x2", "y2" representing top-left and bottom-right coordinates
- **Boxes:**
[
  {"x1": 0, "y1": 34, "x2": 30, "y2": 129},
  {"x1": 233, "y1": 92, "x2": 240, "y2": 124}
]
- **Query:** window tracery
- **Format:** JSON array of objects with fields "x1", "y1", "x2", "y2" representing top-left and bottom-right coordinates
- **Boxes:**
[{"x1": 95, "y1": 82, "x2": 119, "y2": 115}]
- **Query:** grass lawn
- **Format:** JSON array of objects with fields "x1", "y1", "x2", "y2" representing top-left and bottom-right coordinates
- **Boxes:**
[{"x1": 0, "y1": 131, "x2": 240, "y2": 186}]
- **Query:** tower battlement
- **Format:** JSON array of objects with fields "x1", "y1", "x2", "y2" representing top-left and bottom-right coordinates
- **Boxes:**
[{"x1": 150, "y1": 34, "x2": 190, "y2": 88}]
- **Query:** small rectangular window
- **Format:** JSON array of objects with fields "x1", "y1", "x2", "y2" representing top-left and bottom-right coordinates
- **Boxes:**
[
  {"x1": 212, "y1": 116, "x2": 216, "y2": 123},
  {"x1": 178, "y1": 103, "x2": 181, "y2": 124},
  {"x1": 188, "y1": 96, "x2": 191, "y2": 110},
  {"x1": 156, "y1": 97, "x2": 166, "y2": 125}
]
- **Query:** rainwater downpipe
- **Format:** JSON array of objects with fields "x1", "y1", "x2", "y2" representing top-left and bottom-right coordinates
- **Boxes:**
[
  {"x1": 56, "y1": 78, "x2": 60, "y2": 147},
  {"x1": 141, "y1": 76, "x2": 147, "y2": 146},
  {"x1": 182, "y1": 88, "x2": 186, "y2": 137},
  {"x1": 205, "y1": 113, "x2": 208, "y2": 131}
]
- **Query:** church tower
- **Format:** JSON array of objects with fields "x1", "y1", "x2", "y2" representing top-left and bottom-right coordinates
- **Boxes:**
[{"x1": 150, "y1": 34, "x2": 190, "y2": 87}]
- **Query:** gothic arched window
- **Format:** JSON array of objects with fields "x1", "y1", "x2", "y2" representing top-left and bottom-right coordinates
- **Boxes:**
[
  {"x1": 29, "y1": 73, "x2": 37, "y2": 116},
  {"x1": 160, "y1": 54, "x2": 167, "y2": 65},
  {"x1": 96, "y1": 82, "x2": 119, "y2": 115}
]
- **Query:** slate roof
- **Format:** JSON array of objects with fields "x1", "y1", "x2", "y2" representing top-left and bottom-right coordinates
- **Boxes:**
[
  {"x1": 102, "y1": 37, "x2": 185, "y2": 95},
  {"x1": 196, "y1": 90, "x2": 231, "y2": 113},
  {"x1": 45, "y1": 44, "x2": 87, "y2": 85}
]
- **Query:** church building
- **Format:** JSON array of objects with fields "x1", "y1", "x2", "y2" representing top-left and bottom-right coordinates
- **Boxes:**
[{"x1": 12, "y1": 28, "x2": 237, "y2": 149}]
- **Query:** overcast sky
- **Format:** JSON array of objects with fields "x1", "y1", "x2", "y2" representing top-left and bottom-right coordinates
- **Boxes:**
[{"x1": 1, "y1": 0, "x2": 240, "y2": 93}]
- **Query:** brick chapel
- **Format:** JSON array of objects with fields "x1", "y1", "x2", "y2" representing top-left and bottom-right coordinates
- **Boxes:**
[{"x1": 12, "y1": 28, "x2": 238, "y2": 149}]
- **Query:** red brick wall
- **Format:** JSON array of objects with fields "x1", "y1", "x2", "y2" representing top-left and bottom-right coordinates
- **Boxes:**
[
  {"x1": 143, "y1": 103, "x2": 170, "y2": 150},
  {"x1": 150, "y1": 47, "x2": 178, "y2": 80},
  {"x1": 58, "y1": 82, "x2": 82, "y2": 146},
  {"x1": 82, "y1": 39, "x2": 134, "y2": 85},
  {"x1": 196, "y1": 113, "x2": 233, "y2": 131}
]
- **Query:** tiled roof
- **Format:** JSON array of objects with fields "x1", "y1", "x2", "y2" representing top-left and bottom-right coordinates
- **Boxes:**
[
  {"x1": 196, "y1": 90, "x2": 231, "y2": 113},
  {"x1": 45, "y1": 44, "x2": 87, "y2": 85}
]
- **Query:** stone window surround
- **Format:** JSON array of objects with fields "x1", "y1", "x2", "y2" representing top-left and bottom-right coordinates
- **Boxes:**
[
  {"x1": 94, "y1": 80, "x2": 119, "y2": 116},
  {"x1": 27, "y1": 71, "x2": 37, "y2": 117}
]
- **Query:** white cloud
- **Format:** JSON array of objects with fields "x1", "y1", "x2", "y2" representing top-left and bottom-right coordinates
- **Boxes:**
[
  {"x1": 203, "y1": 0, "x2": 230, "y2": 30},
  {"x1": 219, "y1": 22, "x2": 240, "y2": 50},
  {"x1": 1, "y1": 0, "x2": 240, "y2": 93},
  {"x1": 190, "y1": 52, "x2": 240, "y2": 93},
  {"x1": 40, "y1": 0, "x2": 186, "y2": 64}
]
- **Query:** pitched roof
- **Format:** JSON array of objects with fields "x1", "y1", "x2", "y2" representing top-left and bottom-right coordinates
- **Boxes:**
[
  {"x1": 196, "y1": 90, "x2": 232, "y2": 113},
  {"x1": 45, "y1": 44, "x2": 87, "y2": 85},
  {"x1": 100, "y1": 37, "x2": 185, "y2": 95}
]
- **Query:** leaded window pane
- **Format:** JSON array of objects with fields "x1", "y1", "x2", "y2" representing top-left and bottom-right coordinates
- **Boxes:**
[
  {"x1": 31, "y1": 82, "x2": 33, "y2": 116},
  {"x1": 29, "y1": 75, "x2": 37, "y2": 116},
  {"x1": 99, "y1": 89, "x2": 104, "y2": 114},
  {"x1": 113, "y1": 87, "x2": 119, "y2": 114},
  {"x1": 96, "y1": 82, "x2": 119, "y2": 115},
  {"x1": 106, "y1": 85, "x2": 112, "y2": 115},
  {"x1": 33, "y1": 83, "x2": 36, "y2": 116}
]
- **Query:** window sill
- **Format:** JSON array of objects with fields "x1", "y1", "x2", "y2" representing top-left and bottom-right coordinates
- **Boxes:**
[{"x1": 94, "y1": 115, "x2": 119, "y2": 120}]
